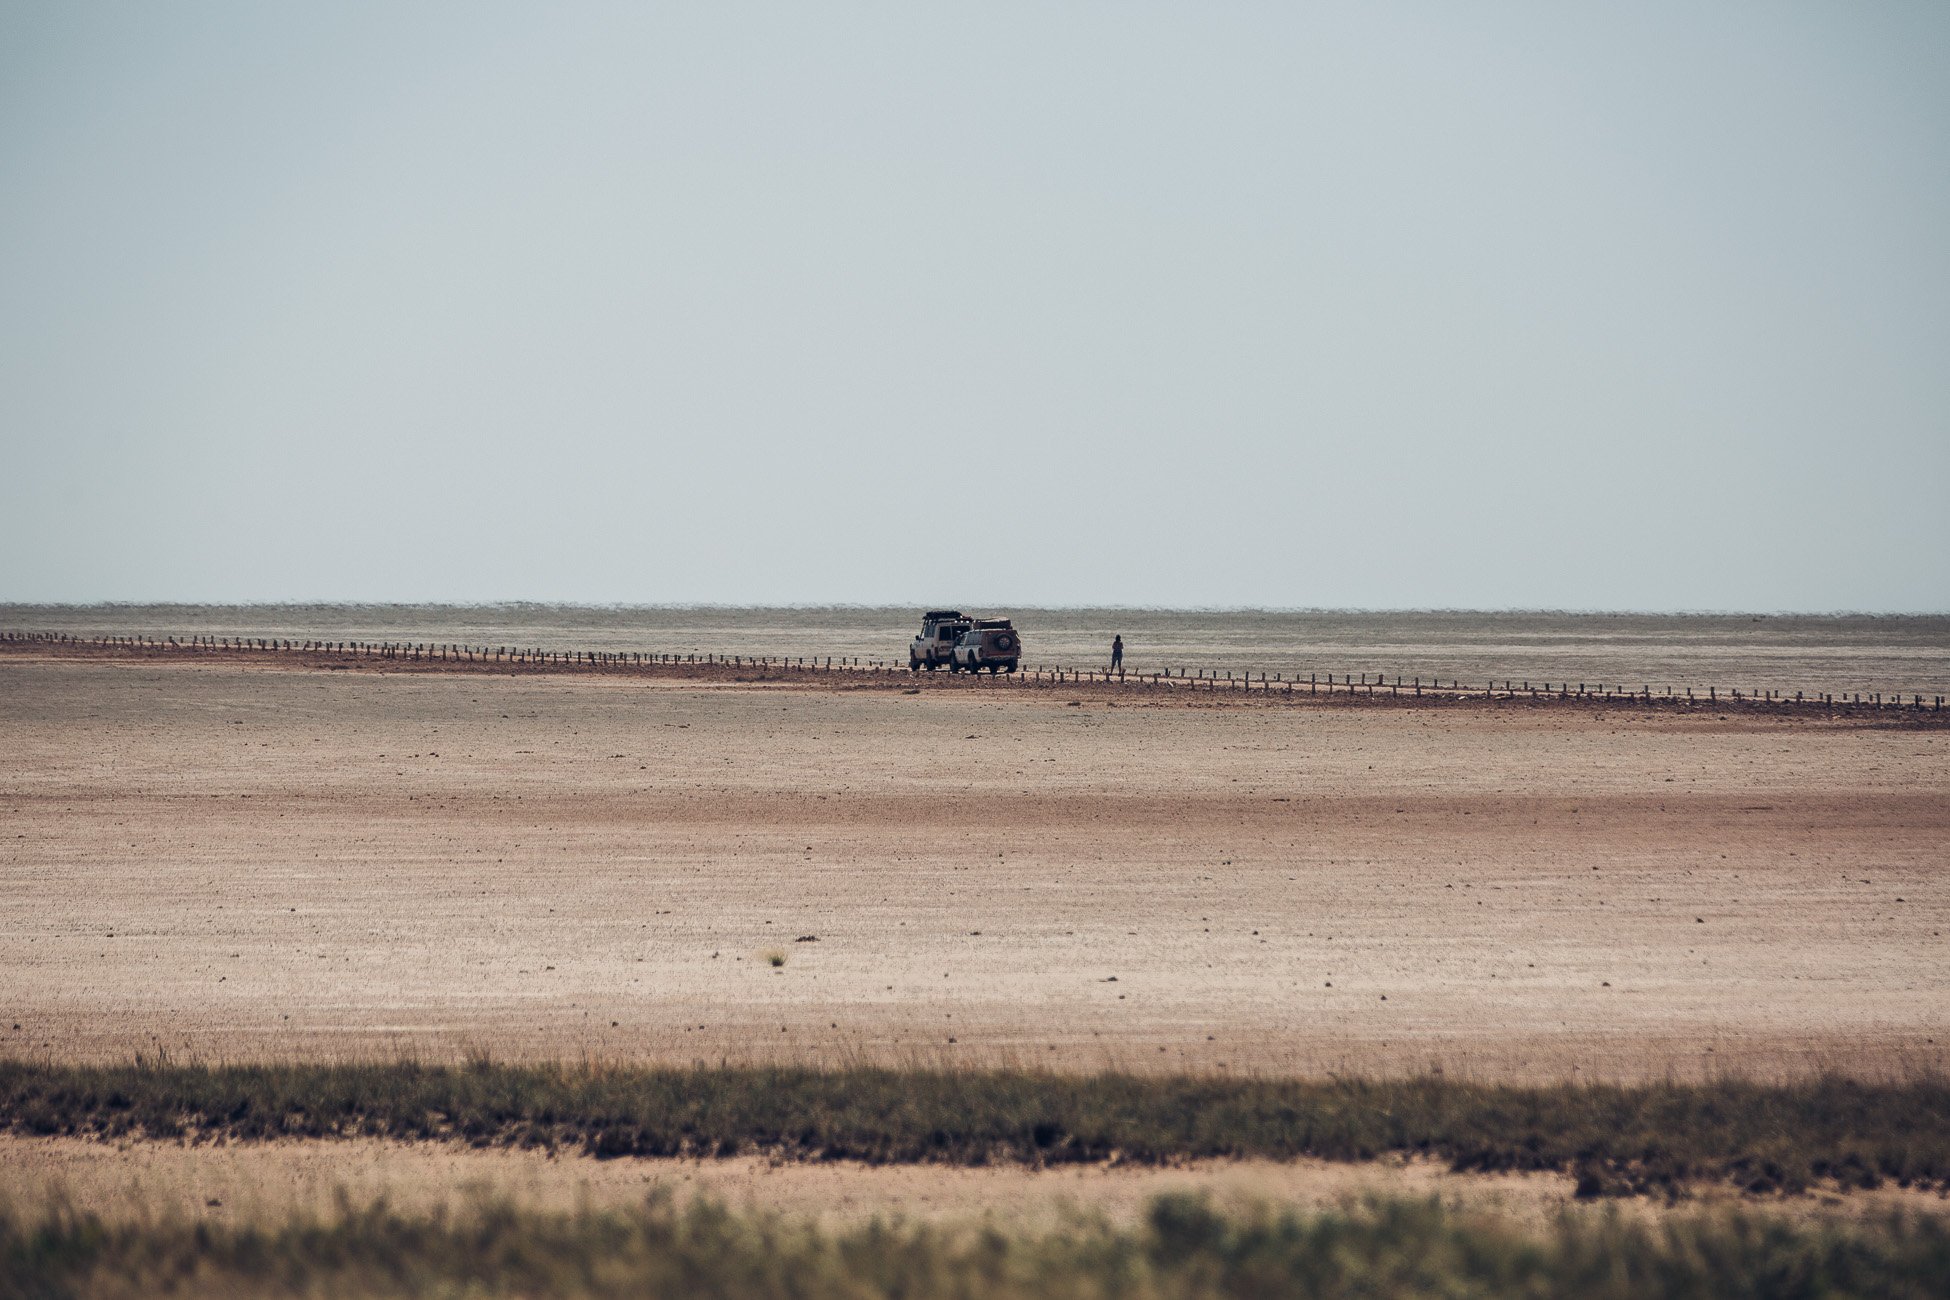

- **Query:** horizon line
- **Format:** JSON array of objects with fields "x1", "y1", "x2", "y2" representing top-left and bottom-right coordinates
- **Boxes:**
[{"x1": 2, "y1": 599, "x2": 1946, "y2": 620}]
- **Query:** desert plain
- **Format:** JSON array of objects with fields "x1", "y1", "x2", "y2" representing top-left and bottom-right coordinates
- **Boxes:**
[{"x1": 3, "y1": 644, "x2": 1948, "y2": 1228}]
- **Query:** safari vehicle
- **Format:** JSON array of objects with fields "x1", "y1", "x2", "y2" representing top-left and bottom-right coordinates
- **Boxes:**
[
  {"x1": 909, "y1": 610, "x2": 972, "y2": 670},
  {"x1": 951, "y1": 618, "x2": 1020, "y2": 673}
]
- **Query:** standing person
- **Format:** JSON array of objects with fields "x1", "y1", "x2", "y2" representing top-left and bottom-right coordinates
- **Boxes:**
[{"x1": 1110, "y1": 635, "x2": 1124, "y2": 671}]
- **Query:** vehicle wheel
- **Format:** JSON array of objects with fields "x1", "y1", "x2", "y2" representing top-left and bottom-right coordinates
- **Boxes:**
[{"x1": 909, "y1": 657, "x2": 920, "y2": 671}]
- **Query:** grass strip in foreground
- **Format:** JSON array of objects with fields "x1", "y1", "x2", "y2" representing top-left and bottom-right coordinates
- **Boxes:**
[
  {"x1": 6, "y1": 1193, "x2": 1949, "y2": 1299},
  {"x1": 3, "y1": 1061, "x2": 1946, "y2": 1197}
]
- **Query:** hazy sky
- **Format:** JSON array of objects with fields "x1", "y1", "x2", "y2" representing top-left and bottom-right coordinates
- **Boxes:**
[{"x1": 2, "y1": 3, "x2": 1945, "y2": 610}]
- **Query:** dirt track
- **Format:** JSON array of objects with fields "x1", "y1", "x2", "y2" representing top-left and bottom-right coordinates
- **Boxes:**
[{"x1": 2, "y1": 654, "x2": 1945, "y2": 1081}]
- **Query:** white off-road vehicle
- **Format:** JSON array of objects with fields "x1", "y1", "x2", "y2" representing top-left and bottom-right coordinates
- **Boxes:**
[
  {"x1": 909, "y1": 611, "x2": 972, "y2": 671},
  {"x1": 951, "y1": 618, "x2": 1020, "y2": 673}
]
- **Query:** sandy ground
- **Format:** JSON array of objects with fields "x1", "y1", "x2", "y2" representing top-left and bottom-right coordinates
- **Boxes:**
[
  {"x1": 0, "y1": 1135, "x2": 1566, "y2": 1227},
  {"x1": 10, "y1": 1136, "x2": 1947, "y2": 1230},
  {"x1": 1, "y1": 654, "x2": 1946, "y2": 1081}
]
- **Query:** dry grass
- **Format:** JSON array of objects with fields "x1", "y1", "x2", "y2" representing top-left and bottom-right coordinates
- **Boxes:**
[
  {"x1": 4, "y1": 1059, "x2": 1947, "y2": 1198},
  {"x1": 5, "y1": 1189, "x2": 1948, "y2": 1299}
]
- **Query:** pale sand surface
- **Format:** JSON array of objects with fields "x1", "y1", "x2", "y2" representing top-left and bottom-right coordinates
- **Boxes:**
[
  {"x1": 1, "y1": 656, "x2": 1945, "y2": 1080},
  {"x1": 10, "y1": 1137, "x2": 1947, "y2": 1229},
  {"x1": 1, "y1": 1135, "x2": 1563, "y2": 1228}
]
